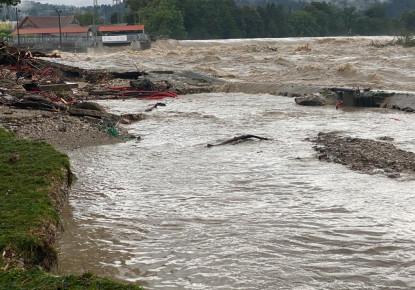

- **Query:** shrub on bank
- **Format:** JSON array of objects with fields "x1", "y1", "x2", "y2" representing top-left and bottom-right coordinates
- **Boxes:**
[{"x1": 371, "y1": 30, "x2": 415, "y2": 48}]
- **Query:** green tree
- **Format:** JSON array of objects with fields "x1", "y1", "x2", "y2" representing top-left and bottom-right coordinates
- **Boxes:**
[
  {"x1": 266, "y1": 4, "x2": 292, "y2": 37},
  {"x1": 343, "y1": 7, "x2": 358, "y2": 35},
  {"x1": 364, "y1": 5, "x2": 387, "y2": 19},
  {"x1": 76, "y1": 12, "x2": 95, "y2": 26},
  {"x1": 288, "y1": 10, "x2": 320, "y2": 37},
  {"x1": 123, "y1": 0, "x2": 153, "y2": 24},
  {"x1": 304, "y1": 3, "x2": 329, "y2": 36},
  {"x1": 354, "y1": 5, "x2": 391, "y2": 35},
  {"x1": 0, "y1": 0, "x2": 20, "y2": 6},
  {"x1": 122, "y1": 10, "x2": 137, "y2": 25},
  {"x1": 239, "y1": 5, "x2": 263, "y2": 38},
  {"x1": 140, "y1": 0, "x2": 187, "y2": 39},
  {"x1": 218, "y1": 0, "x2": 242, "y2": 38},
  {"x1": 256, "y1": 6, "x2": 274, "y2": 37},
  {"x1": 402, "y1": 10, "x2": 415, "y2": 31},
  {"x1": 175, "y1": 0, "x2": 209, "y2": 39},
  {"x1": 124, "y1": 0, "x2": 153, "y2": 13},
  {"x1": 110, "y1": 12, "x2": 120, "y2": 24},
  {"x1": 303, "y1": 2, "x2": 346, "y2": 36}
]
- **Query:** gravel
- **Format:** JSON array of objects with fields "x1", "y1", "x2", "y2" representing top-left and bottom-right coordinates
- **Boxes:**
[
  {"x1": 311, "y1": 132, "x2": 415, "y2": 178},
  {"x1": 0, "y1": 107, "x2": 127, "y2": 152}
]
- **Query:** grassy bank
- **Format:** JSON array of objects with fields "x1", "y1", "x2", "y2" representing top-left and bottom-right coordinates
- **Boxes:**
[
  {"x1": 0, "y1": 267, "x2": 141, "y2": 289},
  {"x1": 0, "y1": 128, "x2": 142, "y2": 289}
]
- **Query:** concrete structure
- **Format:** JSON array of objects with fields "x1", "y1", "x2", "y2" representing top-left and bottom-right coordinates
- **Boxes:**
[{"x1": 99, "y1": 25, "x2": 146, "y2": 44}]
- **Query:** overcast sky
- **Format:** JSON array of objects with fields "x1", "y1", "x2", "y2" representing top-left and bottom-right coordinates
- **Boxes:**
[
  {"x1": 19, "y1": 0, "x2": 391, "y2": 9},
  {"x1": 20, "y1": 0, "x2": 114, "y2": 7}
]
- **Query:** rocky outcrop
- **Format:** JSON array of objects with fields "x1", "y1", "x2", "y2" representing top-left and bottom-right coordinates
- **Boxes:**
[{"x1": 381, "y1": 93, "x2": 415, "y2": 112}]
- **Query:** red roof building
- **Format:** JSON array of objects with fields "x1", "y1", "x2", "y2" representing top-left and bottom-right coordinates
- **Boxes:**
[
  {"x1": 12, "y1": 26, "x2": 92, "y2": 36},
  {"x1": 17, "y1": 15, "x2": 80, "y2": 29},
  {"x1": 99, "y1": 25, "x2": 145, "y2": 34}
]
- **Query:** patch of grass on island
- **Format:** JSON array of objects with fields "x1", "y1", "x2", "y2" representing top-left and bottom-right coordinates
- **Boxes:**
[
  {"x1": 0, "y1": 128, "x2": 142, "y2": 289},
  {"x1": 372, "y1": 31, "x2": 415, "y2": 48}
]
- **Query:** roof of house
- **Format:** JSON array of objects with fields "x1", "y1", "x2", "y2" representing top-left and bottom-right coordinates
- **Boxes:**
[
  {"x1": 18, "y1": 15, "x2": 80, "y2": 29},
  {"x1": 13, "y1": 26, "x2": 91, "y2": 35},
  {"x1": 99, "y1": 25, "x2": 145, "y2": 32}
]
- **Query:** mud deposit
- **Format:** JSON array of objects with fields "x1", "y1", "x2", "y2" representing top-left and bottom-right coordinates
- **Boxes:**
[{"x1": 312, "y1": 132, "x2": 415, "y2": 178}]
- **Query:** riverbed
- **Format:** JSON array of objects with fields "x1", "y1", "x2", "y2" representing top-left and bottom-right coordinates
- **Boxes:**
[
  {"x1": 56, "y1": 92, "x2": 414, "y2": 289},
  {"x1": 55, "y1": 37, "x2": 415, "y2": 289}
]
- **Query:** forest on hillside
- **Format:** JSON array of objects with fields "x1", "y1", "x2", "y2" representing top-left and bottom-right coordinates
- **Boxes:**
[
  {"x1": 236, "y1": 0, "x2": 415, "y2": 18},
  {"x1": 1, "y1": 0, "x2": 414, "y2": 40}
]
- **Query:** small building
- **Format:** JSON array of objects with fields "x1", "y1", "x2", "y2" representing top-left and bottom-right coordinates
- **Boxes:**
[
  {"x1": 98, "y1": 25, "x2": 145, "y2": 44},
  {"x1": 12, "y1": 26, "x2": 93, "y2": 40},
  {"x1": 10, "y1": 19, "x2": 149, "y2": 51}
]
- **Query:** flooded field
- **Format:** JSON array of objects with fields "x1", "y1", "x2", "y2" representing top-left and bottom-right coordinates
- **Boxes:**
[{"x1": 55, "y1": 37, "x2": 415, "y2": 289}]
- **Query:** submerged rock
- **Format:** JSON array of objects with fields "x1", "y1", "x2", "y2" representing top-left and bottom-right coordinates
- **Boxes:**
[{"x1": 295, "y1": 94, "x2": 325, "y2": 106}]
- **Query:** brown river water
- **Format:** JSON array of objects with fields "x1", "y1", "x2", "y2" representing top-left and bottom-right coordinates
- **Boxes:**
[{"x1": 55, "y1": 37, "x2": 415, "y2": 289}]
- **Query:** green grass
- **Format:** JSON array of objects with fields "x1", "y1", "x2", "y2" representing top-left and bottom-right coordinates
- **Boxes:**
[
  {"x1": 0, "y1": 267, "x2": 142, "y2": 289},
  {"x1": 0, "y1": 128, "x2": 143, "y2": 289},
  {"x1": 0, "y1": 129, "x2": 70, "y2": 263}
]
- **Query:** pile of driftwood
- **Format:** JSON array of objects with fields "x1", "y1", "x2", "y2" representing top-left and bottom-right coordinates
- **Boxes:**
[
  {"x1": 0, "y1": 42, "x2": 60, "y2": 66},
  {"x1": 0, "y1": 44, "x2": 168, "y2": 124},
  {"x1": 0, "y1": 42, "x2": 80, "y2": 112}
]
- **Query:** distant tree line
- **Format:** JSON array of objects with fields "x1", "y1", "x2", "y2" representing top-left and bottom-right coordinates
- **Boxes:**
[
  {"x1": 236, "y1": 0, "x2": 415, "y2": 19},
  {"x1": 121, "y1": 0, "x2": 415, "y2": 39},
  {"x1": 1, "y1": 0, "x2": 414, "y2": 40}
]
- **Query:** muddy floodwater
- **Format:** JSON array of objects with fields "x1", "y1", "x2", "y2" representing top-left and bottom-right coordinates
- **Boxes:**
[
  {"x1": 57, "y1": 36, "x2": 415, "y2": 92},
  {"x1": 55, "y1": 37, "x2": 415, "y2": 289}
]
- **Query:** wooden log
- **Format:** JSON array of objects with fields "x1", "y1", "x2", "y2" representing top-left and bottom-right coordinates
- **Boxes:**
[
  {"x1": 38, "y1": 82, "x2": 78, "y2": 91},
  {"x1": 7, "y1": 101, "x2": 58, "y2": 111},
  {"x1": 207, "y1": 134, "x2": 271, "y2": 147}
]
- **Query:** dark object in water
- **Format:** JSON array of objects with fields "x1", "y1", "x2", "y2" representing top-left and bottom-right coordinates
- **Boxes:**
[
  {"x1": 145, "y1": 102, "x2": 166, "y2": 112},
  {"x1": 207, "y1": 134, "x2": 270, "y2": 147}
]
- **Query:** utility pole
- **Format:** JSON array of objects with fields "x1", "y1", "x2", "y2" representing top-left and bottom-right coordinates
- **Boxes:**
[
  {"x1": 15, "y1": 7, "x2": 20, "y2": 45},
  {"x1": 93, "y1": 0, "x2": 98, "y2": 25},
  {"x1": 56, "y1": 9, "x2": 62, "y2": 46},
  {"x1": 113, "y1": 0, "x2": 121, "y2": 24}
]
